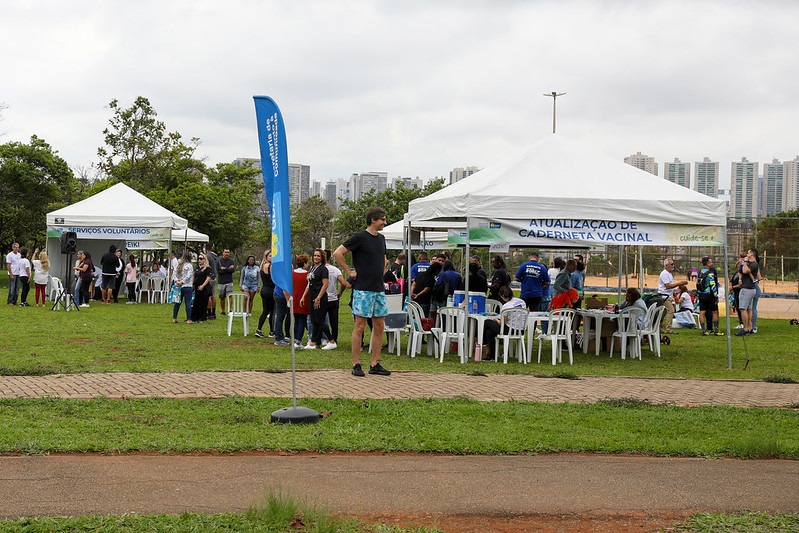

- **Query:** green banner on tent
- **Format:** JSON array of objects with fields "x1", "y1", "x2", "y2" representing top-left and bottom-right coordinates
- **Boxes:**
[{"x1": 467, "y1": 218, "x2": 723, "y2": 247}]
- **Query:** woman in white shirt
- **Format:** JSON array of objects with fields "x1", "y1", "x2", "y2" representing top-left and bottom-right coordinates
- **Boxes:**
[
  {"x1": 32, "y1": 248, "x2": 50, "y2": 307},
  {"x1": 482, "y1": 286, "x2": 527, "y2": 360}
]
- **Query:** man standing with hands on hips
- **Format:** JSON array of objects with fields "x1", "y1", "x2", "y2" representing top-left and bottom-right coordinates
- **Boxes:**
[{"x1": 333, "y1": 207, "x2": 392, "y2": 377}]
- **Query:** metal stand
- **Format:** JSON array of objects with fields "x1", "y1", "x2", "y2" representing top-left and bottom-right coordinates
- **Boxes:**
[
  {"x1": 271, "y1": 298, "x2": 320, "y2": 424},
  {"x1": 52, "y1": 252, "x2": 78, "y2": 312}
]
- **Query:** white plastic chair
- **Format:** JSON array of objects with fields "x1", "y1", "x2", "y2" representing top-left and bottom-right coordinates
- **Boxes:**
[
  {"x1": 610, "y1": 307, "x2": 645, "y2": 360},
  {"x1": 49, "y1": 277, "x2": 64, "y2": 302},
  {"x1": 385, "y1": 293, "x2": 404, "y2": 314},
  {"x1": 383, "y1": 312, "x2": 408, "y2": 356},
  {"x1": 640, "y1": 305, "x2": 666, "y2": 357},
  {"x1": 494, "y1": 308, "x2": 528, "y2": 364},
  {"x1": 136, "y1": 276, "x2": 151, "y2": 303},
  {"x1": 485, "y1": 299, "x2": 501, "y2": 315},
  {"x1": 437, "y1": 306, "x2": 469, "y2": 363},
  {"x1": 537, "y1": 308, "x2": 576, "y2": 365},
  {"x1": 149, "y1": 277, "x2": 167, "y2": 304},
  {"x1": 406, "y1": 301, "x2": 437, "y2": 357},
  {"x1": 226, "y1": 292, "x2": 250, "y2": 336}
]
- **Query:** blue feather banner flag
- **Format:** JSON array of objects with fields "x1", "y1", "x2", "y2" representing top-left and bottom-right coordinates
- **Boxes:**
[{"x1": 253, "y1": 96, "x2": 292, "y2": 294}]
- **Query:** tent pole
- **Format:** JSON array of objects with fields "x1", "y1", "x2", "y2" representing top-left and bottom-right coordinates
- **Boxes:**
[
  {"x1": 639, "y1": 246, "x2": 644, "y2": 293},
  {"x1": 405, "y1": 215, "x2": 412, "y2": 305},
  {"x1": 616, "y1": 246, "x2": 623, "y2": 305},
  {"x1": 465, "y1": 216, "x2": 471, "y2": 361},
  {"x1": 722, "y1": 224, "x2": 732, "y2": 369}
]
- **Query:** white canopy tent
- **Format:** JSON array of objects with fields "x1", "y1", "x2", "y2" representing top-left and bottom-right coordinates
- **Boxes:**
[
  {"x1": 406, "y1": 134, "x2": 733, "y2": 367},
  {"x1": 46, "y1": 183, "x2": 188, "y2": 279},
  {"x1": 408, "y1": 134, "x2": 726, "y2": 246}
]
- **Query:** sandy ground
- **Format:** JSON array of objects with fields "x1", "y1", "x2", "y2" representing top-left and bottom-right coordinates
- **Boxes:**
[{"x1": 584, "y1": 273, "x2": 798, "y2": 295}]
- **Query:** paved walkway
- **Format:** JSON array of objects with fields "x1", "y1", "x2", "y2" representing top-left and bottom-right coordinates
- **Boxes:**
[{"x1": 0, "y1": 370, "x2": 797, "y2": 407}]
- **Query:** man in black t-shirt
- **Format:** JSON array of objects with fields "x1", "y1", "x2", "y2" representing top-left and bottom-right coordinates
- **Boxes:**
[
  {"x1": 100, "y1": 245, "x2": 119, "y2": 304},
  {"x1": 217, "y1": 249, "x2": 236, "y2": 315},
  {"x1": 333, "y1": 207, "x2": 391, "y2": 377}
]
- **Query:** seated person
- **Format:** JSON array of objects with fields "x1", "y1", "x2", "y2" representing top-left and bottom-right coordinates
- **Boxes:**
[
  {"x1": 150, "y1": 261, "x2": 166, "y2": 278},
  {"x1": 617, "y1": 287, "x2": 647, "y2": 328},
  {"x1": 673, "y1": 285, "x2": 697, "y2": 328},
  {"x1": 482, "y1": 286, "x2": 526, "y2": 360}
]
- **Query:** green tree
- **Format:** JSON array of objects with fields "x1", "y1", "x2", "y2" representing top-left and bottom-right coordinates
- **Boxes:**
[
  {"x1": 332, "y1": 179, "x2": 445, "y2": 245},
  {"x1": 0, "y1": 135, "x2": 76, "y2": 249},
  {"x1": 97, "y1": 96, "x2": 198, "y2": 192},
  {"x1": 149, "y1": 162, "x2": 262, "y2": 252},
  {"x1": 291, "y1": 196, "x2": 336, "y2": 254},
  {"x1": 754, "y1": 210, "x2": 799, "y2": 277},
  {"x1": 95, "y1": 97, "x2": 264, "y2": 254}
]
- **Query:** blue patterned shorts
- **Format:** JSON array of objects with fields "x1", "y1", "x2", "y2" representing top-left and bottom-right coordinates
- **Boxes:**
[{"x1": 352, "y1": 290, "x2": 388, "y2": 318}]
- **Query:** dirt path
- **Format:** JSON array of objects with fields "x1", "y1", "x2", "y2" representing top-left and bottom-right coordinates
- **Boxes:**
[{"x1": 2, "y1": 453, "x2": 796, "y2": 532}]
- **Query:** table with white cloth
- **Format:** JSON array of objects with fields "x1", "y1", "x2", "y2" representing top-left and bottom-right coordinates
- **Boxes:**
[
  {"x1": 468, "y1": 312, "x2": 500, "y2": 361},
  {"x1": 576, "y1": 309, "x2": 619, "y2": 355}
]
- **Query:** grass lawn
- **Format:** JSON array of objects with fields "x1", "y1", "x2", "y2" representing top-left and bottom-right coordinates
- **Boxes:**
[
  {"x1": 1, "y1": 396, "x2": 797, "y2": 457},
  {"x1": 1, "y1": 297, "x2": 797, "y2": 380}
]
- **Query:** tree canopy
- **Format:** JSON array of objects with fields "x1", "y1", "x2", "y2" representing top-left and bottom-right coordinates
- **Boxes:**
[
  {"x1": 332, "y1": 179, "x2": 445, "y2": 245},
  {"x1": 94, "y1": 97, "x2": 264, "y2": 252},
  {"x1": 753, "y1": 209, "x2": 799, "y2": 275},
  {"x1": 0, "y1": 135, "x2": 76, "y2": 250},
  {"x1": 291, "y1": 196, "x2": 336, "y2": 254}
]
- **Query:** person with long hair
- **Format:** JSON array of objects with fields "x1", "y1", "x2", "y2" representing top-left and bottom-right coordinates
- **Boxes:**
[
  {"x1": 124, "y1": 254, "x2": 138, "y2": 304},
  {"x1": 736, "y1": 248, "x2": 760, "y2": 336},
  {"x1": 73, "y1": 251, "x2": 94, "y2": 307},
  {"x1": 240, "y1": 255, "x2": 259, "y2": 315},
  {"x1": 32, "y1": 248, "x2": 50, "y2": 307},
  {"x1": 255, "y1": 250, "x2": 275, "y2": 338},
  {"x1": 188, "y1": 253, "x2": 212, "y2": 323},
  {"x1": 301, "y1": 248, "x2": 329, "y2": 350},
  {"x1": 488, "y1": 255, "x2": 511, "y2": 301},
  {"x1": 172, "y1": 251, "x2": 194, "y2": 323},
  {"x1": 412, "y1": 261, "x2": 441, "y2": 318},
  {"x1": 618, "y1": 287, "x2": 647, "y2": 328},
  {"x1": 749, "y1": 248, "x2": 762, "y2": 333},
  {"x1": 482, "y1": 285, "x2": 527, "y2": 361}
]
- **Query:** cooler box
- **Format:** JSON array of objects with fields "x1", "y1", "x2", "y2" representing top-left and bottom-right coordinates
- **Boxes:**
[
  {"x1": 453, "y1": 290, "x2": 486, "y2": 313},
  {"x1": 468, "y1": 292, "x2": 486, "y2": 314},
  {"x1": 452, "y1": 290, "x2": 466, "y2": 307}
]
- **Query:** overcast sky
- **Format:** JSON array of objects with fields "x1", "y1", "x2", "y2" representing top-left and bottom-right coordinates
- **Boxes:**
[{"x1": 2, "y1": 0, "x2": 797, "y2": 188}]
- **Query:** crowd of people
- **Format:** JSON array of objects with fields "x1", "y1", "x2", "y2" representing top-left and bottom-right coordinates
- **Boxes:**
[{"x1": 5, "y1": 223, "x2": 765, "y2": 360}]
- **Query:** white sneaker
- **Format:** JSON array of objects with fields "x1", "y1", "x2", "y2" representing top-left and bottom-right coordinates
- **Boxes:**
[
  {"x1": 752, "y1": 328, "x2": 758, "y2": 333},
  {"x1": 322, "y1": 342, "x2": 337, "y2": 350},
  {"x1": 79, "y1": 304, "x2": 90, "y2": 308},
  {"x1": 304, "y1": 343, "x2": 318, "y2": 350},
  {"x1": 736, "y1": 324, "x2": 744, "y2": 329},
  {"x1": 294, "y1": 342, "x2": 305, "y2": 350}
]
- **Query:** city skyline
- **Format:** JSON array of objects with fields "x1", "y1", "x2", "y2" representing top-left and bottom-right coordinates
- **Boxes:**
[{"x1": 2, "y1": 2, "x2": 799, "y2": 190}]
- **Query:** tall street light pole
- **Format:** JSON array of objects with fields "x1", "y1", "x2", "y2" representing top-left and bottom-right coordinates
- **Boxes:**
[{"x1": 544, "y1": 91, "x2": 566, "y2": 133}]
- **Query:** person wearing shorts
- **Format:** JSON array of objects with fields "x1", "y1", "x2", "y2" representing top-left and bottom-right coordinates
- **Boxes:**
[{"x1": 333, "y1": 206, "x2": 391, "y2": 377}]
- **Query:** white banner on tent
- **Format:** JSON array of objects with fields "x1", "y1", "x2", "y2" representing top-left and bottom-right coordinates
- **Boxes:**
[
  {"x1": 458, "y1": 218, "x2": 724, "y2": 247},
  {"x1": 489, "y1": 242, "x2": 510, "y2": 253},
  {"x1": 126, "y1": 240, "x2": 170, "y2": 250},
  {"x1": 47, "y1": 226, "x2": 171, "y2": 240}
]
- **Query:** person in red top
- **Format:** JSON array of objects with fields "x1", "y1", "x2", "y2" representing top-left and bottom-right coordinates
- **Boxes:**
[{"x1": 291, "y1": 254, "x2": 309, "y2": 348}]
